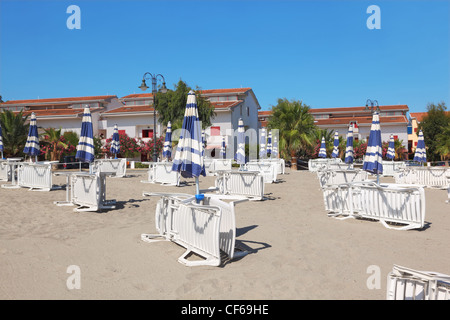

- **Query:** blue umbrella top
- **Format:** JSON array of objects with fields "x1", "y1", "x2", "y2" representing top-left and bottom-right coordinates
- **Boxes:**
[
  {"x1": 235, "y1": 118, "x2": 246, "y2": 165},
  {"x1": 0, "y1": 123, "x2": 4, "y2": 153},
  {"x1": 163, "y1": 121, "x2": 172, "y2": 160},
  {"x1": 171, "y1": 90, "x2": 205, "y2": 178},
  {"x1": 220, "y1": 135, "x2": 226, "y2": 159},
  {"x1": 345, "y1": 124, "x2": 354, "y2": 164},
  {"x1": 413, "y1": 130, "x2": 427, "y2": 163},
  {"x1": 331, "y1": 131, "x2": 339, "y2": 158},
  {"x1": 363, "y1": 112, "x2": 383, "y2": 175},
  {"x1": 110, "y1": 124, "x2": 120, "y2": 158},
  {"x1": 318, "y1": 136, "x2": 327, "y2": 158},
  {"x1": 267, "y1": 130, "x2": 272, "y2": 156},
  {"x1": 272, "y1": 132, "x2": 278, "y2": 158},
  {"x1": 23, "y1": 112, "x2": 40, "y2": 157},
  {"x1": 386, "y1": 134, "x2": 395, "y2": 160},
  {"x1": 75, "y1": 106, "x2": 95, "y2": 163}
]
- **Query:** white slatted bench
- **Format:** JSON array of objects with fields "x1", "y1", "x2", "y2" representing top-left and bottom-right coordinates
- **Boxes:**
[
  {"x1": 252, "y1": 159, "x2": 286, "y2": 175},
  {"x1": 394, "y1": 167, "x2": 450, "y2": 189},
  {"x1": 322, "y1": 181, "x2": 426, "y2": 230},
  {"x1": 204, "y1": 159, "x2": 233, "y2": 176},
  {"x1": 141, "y1": 192, "x2": 248, "y2": 267},
  {"x1": 308, "y1": 158, "x2": 343, "y2": 172},
  {"x1": 17, "y1": 161, "x2": 59, "y2": 191},
  {"x1": 214, "y1": 170, "x2": 265, "y2": 201},
  {"x1": 381, "y1": 160, "x2": 406, "y2": 177},
  {"x1": 0, "y1": 160, "x2": 11, "y2": 181},
  {"x1": 141, "y1": 161, "x2": 180, "y2": 186},
  {"x1": 90, "y1": 158, "x2": 127, "y2": 177},
  {"x1": 244, "y1": 162, "x2": 277, "y2": 183},
  {"x1": 316, "y1": 169, "x2": 369, "y2": 188},
  {"x1": 387, "y1": 265, "x2": 450, "y2": 300}
]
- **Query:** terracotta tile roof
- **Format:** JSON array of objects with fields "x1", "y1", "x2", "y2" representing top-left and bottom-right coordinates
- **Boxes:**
[
  {"x1": 199, "y1": 88, "x2": 251, "y2": 95},
  {"x1": 210, "y1": 100, "x2": 242, "y2": 109},
  {"x1": 120, "y1": 93, "x2": 154, "y2": 99},
  {"x1": 103, "y1": 105, "x2": 155, "y2": 114},
  {"x1": 1, "y1": 95, "x2": 117, "y2": 105},
  {"x1": 19, "y1": 108, "x2": 103, "y2": 118},
  {"x1": 315, "y1": 115, "x2": 409, "y2": 126},
  {"x1": 258, "y1": 110, "x2": 272, "y2": 116},
  {"x1": 309, "y1": 105, "x2": 409, "y2": 113}
]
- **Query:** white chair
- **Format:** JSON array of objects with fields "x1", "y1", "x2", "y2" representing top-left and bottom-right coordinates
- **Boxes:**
[
  {"x1": 213, "y1": 170, "x2": 265, "y2": 201},
  {"x1": 141, "y1": 192, "x2": 248, "y2": 267},
  {"x1": 322, "y1": 181, "x2": 426, "y2": 230},
  {"x1": 387, "y1": 265, "x2": 450, "y2": 300}
]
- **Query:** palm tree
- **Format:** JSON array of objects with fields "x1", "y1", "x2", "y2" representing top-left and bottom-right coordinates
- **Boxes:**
[
  {"x1": 0, "y1": 110, "x2": 29, "y2": 157},
  {"x1": 310, "y1": 128, "x2": 335, "y2": 157},
  {"x1": 267, "y1": 98, "x2": 315, "y2": 169},
  {"x1": 435, "y1": 124, "x2": 450, "y2": 161},
  {"x1": 41, "y1": 127, "x2": 68, "y2": 161}
]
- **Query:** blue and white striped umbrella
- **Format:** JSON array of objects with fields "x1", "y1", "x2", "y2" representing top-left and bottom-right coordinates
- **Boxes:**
[
  {"x1": 75, "y1": 106, "x2": 95, "y2": 163},
  {"x1": 344, "y1": 125, "x2": 354, "y2": 164},
  {"x1": 0, "y1": 124, "x2": 4, "y2": 159},
  {"x1": 172, "y1": 90, "x2": 205, "y2": 197},
  {"x1": 220, "y1": 135, "x2": 226, "y2": 159},
  {"x1": 267, "y1": 130, "x2": 272, "y2": 157},
  {"x1": 201, "y1": 129, "x2": 206, "y2": 157},
  {"x1": 363, "y1": 112, "x2": 383, "y2": 179},
  {"x1": 331, "y1": 131, "x2": 339, "y2": 158},
  {"x1": 259, "y1": 128, "x2": 266, "y2": 159},
  {"x1": 413, "y1": 130, "x2": 427, "y2": 163},
  {"x1": 272, "y1": 133, "x2": 278, "y2": 158},
  {"x1": 235, "y1": 118, "x2": 246, "y2": 165},
  {"x1": 23, "y1": 112, "x2": 40, "y2": 160},
  {"x1": 386, "y1": 134, "x2": 395, "y2": 160},
  {"x1": 162, "y1": 121, "x2": 172, "y2": 160},
  {"x1": 110, "y1": 124, "x2": 120, "y2": 159},
  {"x1": 318, "y1": 136, "x2": 327, "y2": 158}
]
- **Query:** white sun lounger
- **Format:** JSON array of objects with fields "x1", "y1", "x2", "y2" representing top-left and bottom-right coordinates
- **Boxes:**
[
  {"x1": 244, "y1": 162, "x2": 277, "y2": 183},
  {"x1": 387, "y1": 265, "x2": 450, "y2": 300},
  {"x1": 308, "y1": 158, "x2": 343, "y2": 172},
  {"x1": 16, "y1": 161, "x2": 60, "y2": 191},
  {"x1": 213, "y1": 170, "x2": 265, "y2": 201},
  {"x1": 394, "y1": 167, "x2": 450, "y2": 189},
  {"x1": 0, "y1": 160, "x2": 11, "y2": 181},
  {"x1": 322, "y1": 181, "x2": 426, "y2": 230},
  {"x1": 316, "y1": 169, "x2": 369, "y2": 188},
  {"x1": 141, "y1": 192, "x2": 248, "y2": 267},
  {"x1": 141, "y1": 161, "x2": 181, "y2": 186},
  {"x1": 90, "y1": 158, "x2": 127, "y2": 178},
  {"x1": 381, "y1": 160, "x2": 406, "y2": 177},
  {"x1": 204, "y1": 159, "x2": 233, "y2": 176},
  {"x1": 251, "y1": 159, "x2": 286, "y2": 175}
]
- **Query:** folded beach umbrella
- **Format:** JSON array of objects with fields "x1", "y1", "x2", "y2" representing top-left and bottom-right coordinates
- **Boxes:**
[
  {"x1": 75, "y1": 106, "x2": 95, "y2": 163},
  {"x1": 172, "y1": 90, "x2": 205, "y2": 198},
  {"x1": 162, "y1": 121, "x2": 172, "y2": 160},
  {"x1": 345, "y1": 124, "x2": 354, "y2": 164},
  {"x1": 318, "y1": 136, "x2": 327, "y2": 158},
  {"x1": 331, "y1": 131, "x2": 339, "y2": 158},
  {"x1": 110, "y1": 124, "x2": 120, "y2": 159},
  {"x1": 413, "y1": 130, "x2": 427, "y2": 164},
  {"x1": 235, "y1": 118, "x2": 246, "y2": 167},
  {"x1": 386, "y1": 134, "x2": 395, "y2": 160},
  {"x1": 0, "y1": 124, "x2": 4, "y2": 159},
  {"x1": 267, "y1": 130, "x2": 272, "y2": 157},
  {"x1": 220, "y1": 135, "x2": 226, "y2": 159},
  {"x1": 23, "y1": 112, "x2": 40, "y2": 161},
  {"x1": 272, "y1": 133, "x2": 278, "y2": 158},
  {"x1": 259, "y1": 128, "x2": 266, "y2": 159},
  {"x1": 201, "y1": 129, "x2": 206, "y2": 157},
  {"x1": 363, "y1": 112, "x2": 383, "y2": 183}
]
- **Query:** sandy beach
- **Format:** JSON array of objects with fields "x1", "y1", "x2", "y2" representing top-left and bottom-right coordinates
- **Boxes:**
[{"x1": 0, "y1": 167, "x2": 449, "y2": 300}]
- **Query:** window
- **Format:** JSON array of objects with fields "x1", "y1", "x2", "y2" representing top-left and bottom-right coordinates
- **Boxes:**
[
  {"x1": 119, "y1": 130, "x2": 126, "y2": 135},
  {"x1": 210, "y1": 126, "x2": 220, "y2": 136},
  {"x1": 247, "y1": 107, "x2": 250, "y2": 117},
  {"x1": 240, "y1": 106, "x2": 242, "y2": 116},
  {"x1": 142, "y1": 129, "x2": 153, "y2": 138},
  {"x1": 393, "y1": 135, "x2": 398, "y2": 140}
]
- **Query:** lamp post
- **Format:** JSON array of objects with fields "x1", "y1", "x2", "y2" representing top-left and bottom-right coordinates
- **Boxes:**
[
  {"x1": 365, "y1": 99, "x2": 380, "y2": 114},
  {"x1": 139, "y1": 72, "x2": 168, "y2": 162}
]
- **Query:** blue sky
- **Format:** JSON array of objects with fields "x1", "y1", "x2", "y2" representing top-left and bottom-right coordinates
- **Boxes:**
[{"x1": 0, "y1": 0, "x2": 448, "y2": 113}]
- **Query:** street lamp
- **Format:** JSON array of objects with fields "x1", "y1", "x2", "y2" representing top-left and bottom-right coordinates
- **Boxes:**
[
  {"x1": 365, "y1": 99, "x2": 380, "y2": 114},
  {"x1": 139, "y1": 72, "x2": 168, "y2": 162}
]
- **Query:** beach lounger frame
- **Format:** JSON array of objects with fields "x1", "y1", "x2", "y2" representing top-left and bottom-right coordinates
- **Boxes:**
[
  {"x1": 141, "y1": 161, "x2": 181, "y2": 186},
  {"x1": 16, "y1": 161, "x2": 59, "y2": 191},
  {"x1": 141, "y1": 192, "x2": 248, "y2": 267},
  {"x1": 244, "y1": 162, "x2": 277, "y2": 183},
  {"x1": 394, "y1": 167, "x2": 450, "y2": 189},
  {"x1": 0, "y1": 160, "x2": 11, "y2": 182},
  {"x1": 316, "y1": 169, "x2": 369, "y2": 189},
  {"x1": 90, "y1": 158, "x2": 127, "y2": 178},
  {"x1": 387, "y1": 265, "x2": 450, "y2": 300},
  {"x1": 322, "y1": 181, "x2": 426, "y2": 230},
  {"x1": 381, "y1": 160, "x2": 406, "y2": 177},
  {"x1": 214, "y1": 170, "x2": 265, "y2": 201},
  {"x1": 308, "y1": 158, "x2": 343, "y2": 172}
]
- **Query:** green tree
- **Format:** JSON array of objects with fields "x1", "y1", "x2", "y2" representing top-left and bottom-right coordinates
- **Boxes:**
[
  {"x1": 310, "y1": 128, "x2": 335, "y2": 157},
  {"x1": 435, "y1": 123, "x2": 450, "y2": 160},
  {"x1": 155, "y1": 79, "x2": 216, "y2": 128},
  {"x1": 267, "y1": 98, "x2": 315, "y2": 169},
  {"x1": 0, "y1": 110, "x2": 30, "y2": 157},
  {"x1": 418, "y1": 102, "x2": 450, "y2": 162},
  {"x1": 41, "y1": 127, "x2": 68, "y2": 161}
]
